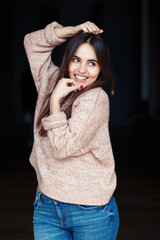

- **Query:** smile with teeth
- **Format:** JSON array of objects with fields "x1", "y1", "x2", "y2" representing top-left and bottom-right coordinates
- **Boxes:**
[{"x1": 74, "y1": 74, "x2": 88, "y2": 82}]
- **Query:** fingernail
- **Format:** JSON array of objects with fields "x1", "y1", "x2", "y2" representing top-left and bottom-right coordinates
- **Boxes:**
[{"x1": 80, "y1": 85, "x2": 83, "y2": 89}]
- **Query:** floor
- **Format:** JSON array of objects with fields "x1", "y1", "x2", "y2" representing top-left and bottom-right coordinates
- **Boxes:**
[{"x1": 0, "y1": 126, "x2": 160, "y2": 239}]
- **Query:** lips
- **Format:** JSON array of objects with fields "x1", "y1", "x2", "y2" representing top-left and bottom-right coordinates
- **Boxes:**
[{"x1": 74, "y1": 74, "x2": 88, "y2": 82}]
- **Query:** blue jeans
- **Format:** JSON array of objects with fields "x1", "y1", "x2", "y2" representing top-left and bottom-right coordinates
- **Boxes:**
[{"x1": 33, "y1": 188, "x2": 119, "y2": 240}]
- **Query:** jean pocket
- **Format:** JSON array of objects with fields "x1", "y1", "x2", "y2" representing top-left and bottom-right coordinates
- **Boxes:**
[
  {"x1": 78, "y1": 204, "x2": 100, "y2": 210},
  {"x1": 99, "y1": 196, "x2": 115, "y2": 213},
  {"x1": 40, "y1": 193, "x2": 53, "y2": 204},
  {"x1": 99, "y1": 203, "x2": 112, "y2": 213},
  {"x1": 33, "y1": 189, "x2": 53, "y2": 210}
]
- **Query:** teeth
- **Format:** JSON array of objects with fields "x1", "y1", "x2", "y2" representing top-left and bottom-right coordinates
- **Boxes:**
[{"x1": 75, "y1": 75, "x2": 87, "y2": 80}]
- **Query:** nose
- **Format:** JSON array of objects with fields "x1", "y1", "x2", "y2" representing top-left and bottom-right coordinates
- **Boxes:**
[{"x1": 78, "y1": 62, "x2": 87, "y2": 73}]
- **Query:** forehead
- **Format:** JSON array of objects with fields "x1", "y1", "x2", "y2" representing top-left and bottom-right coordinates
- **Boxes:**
[{"x1": 74, "y1": 43, "x2": 97, "y2": 60}]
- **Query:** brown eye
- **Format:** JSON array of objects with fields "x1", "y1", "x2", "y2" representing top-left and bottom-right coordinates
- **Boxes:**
[
  {"x1": 72, "y1": 57, "x2": 79, "y2": 62},
  {"x1": 88, "y1": 61, "x2": 96, "y2": 66}
]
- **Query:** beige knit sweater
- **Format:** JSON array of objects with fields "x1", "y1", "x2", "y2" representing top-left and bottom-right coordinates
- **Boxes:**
[{"x1": 24, "y1": 21, "x2": 117, "y2": 205}]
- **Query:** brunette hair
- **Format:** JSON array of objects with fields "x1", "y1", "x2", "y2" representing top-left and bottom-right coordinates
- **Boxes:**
[{"x1": 37, "y1": 31, "x2": 115, "y2": 137}]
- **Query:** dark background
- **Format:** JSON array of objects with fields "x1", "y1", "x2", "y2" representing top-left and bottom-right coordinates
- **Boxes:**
[{"x1": 0, "y1": 0, "x2": 160, "y2": 239}]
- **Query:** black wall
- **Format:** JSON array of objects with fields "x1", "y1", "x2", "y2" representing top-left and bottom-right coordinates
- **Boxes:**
[{"x1": 1, "y1": 0, "x2": 160, "y2": 161}]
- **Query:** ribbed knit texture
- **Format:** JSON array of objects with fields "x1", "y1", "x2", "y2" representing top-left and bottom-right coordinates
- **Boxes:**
[{"x1": 24, "y1": 21, "x2": 117, "y2": 205}]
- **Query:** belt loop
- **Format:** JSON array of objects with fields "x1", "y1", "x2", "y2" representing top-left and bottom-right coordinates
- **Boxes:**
[{"x1": 53, "y1": 199, "x2": 58, "y2": 206}]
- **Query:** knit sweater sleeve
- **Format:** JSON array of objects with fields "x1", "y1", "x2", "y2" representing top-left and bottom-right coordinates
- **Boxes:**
[
  {"x1": 23, "y1": 21, "x2": 66, "y2": 93},
  {"x1": 41, "y1": 88, "x2": 109, "y2": 159}
]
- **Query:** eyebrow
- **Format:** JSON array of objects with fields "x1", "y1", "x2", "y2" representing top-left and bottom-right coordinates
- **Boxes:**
[{"x1": 73, "y1": 55, "x2": 98, "y2": 63}]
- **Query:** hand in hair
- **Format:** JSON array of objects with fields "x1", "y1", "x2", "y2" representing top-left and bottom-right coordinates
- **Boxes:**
[{"x1": 54, "y1": 21, "x2": 103, "y2": 39}]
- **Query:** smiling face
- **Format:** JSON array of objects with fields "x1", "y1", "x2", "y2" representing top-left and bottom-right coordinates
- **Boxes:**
[{"x1": 68, "y1": 43, "x2": 101, "y2": 88}]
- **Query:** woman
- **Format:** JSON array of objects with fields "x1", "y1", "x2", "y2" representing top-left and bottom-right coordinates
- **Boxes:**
[{"x1": 24, "y1": 21, "x2": 119, "y2": 240}]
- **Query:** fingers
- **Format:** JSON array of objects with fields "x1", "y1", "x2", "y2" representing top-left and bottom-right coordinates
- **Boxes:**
[
  {"x1": 68, "y1": 85, "x2": 81, "y2": 93},
  {"x1": 51, "y1": 78, "x2": 84, "y2": 103},
  {"x1": 66, "y1": 79, "x2": 82, "y2": 92},
  {"x1": 56, "y1": 21, "x2": 103, "y2": 39},
  {"x1": 66, "y1": 78, "x2": 78, "y2": 88},
  {"x1": 62, "y1": 78, "x2": 83, "y2": 94},
  {"x1": 80, "y1": 21, "x2": 103, "y2": 34}
]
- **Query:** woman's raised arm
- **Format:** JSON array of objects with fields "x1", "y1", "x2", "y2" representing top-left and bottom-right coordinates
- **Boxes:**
[{"x1": 24, "y1": 22, "x2": 65, "y2": 93}]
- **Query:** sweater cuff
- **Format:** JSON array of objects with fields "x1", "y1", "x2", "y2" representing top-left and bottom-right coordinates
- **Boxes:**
[
  {"x1": 45, "y1": 21, "x2": 66, "y2": 46},
  {"x1": 42, "y1": 112, "x2": 67, "y2": 131}
]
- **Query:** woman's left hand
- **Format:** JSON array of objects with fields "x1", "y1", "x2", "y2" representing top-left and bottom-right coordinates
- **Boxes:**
[{"x1": 49, "y1": 78, "x2": 81, "y2": 114}]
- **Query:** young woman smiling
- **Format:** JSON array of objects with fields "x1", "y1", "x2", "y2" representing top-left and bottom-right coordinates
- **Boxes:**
[{"x1": 24, "y1": 21, "x2": 119, "y2": 240}]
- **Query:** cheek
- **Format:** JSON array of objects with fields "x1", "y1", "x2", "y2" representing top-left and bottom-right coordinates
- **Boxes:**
[{"x1": 89, "y1": 68, "x2": 101, "y2": 79}]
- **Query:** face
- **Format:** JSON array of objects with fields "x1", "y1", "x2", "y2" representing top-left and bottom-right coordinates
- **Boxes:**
[{"x1": 68, "y1": 43, "x2": 101, "y2": 88}]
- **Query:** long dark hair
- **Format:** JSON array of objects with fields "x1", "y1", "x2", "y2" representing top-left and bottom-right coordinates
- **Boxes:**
[{"x1": 37, "y1": 31, "x2": 115, "y2": 137}]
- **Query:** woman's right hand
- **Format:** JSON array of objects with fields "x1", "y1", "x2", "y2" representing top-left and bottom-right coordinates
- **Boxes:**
[{"x1": 54, "y1": 21, "x2": 103, "y2": 39}]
